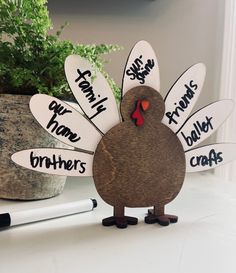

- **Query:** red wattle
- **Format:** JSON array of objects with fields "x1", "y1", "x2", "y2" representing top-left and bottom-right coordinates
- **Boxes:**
[{"x1": 131, "y1": 100, "x2": 144, "y2": 126}]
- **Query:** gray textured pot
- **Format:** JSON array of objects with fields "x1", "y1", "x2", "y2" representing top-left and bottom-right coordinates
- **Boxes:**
[{"x1": 0, "y1": 94, "x2": 71, "y2": 200}]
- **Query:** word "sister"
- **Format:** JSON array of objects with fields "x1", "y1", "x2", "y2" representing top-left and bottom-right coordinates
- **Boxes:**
[
  {"x1": 75, "y1": 69, "x2": 108, "y2": 120},
  {"x1": 126, "y1": 55, "x2": 155, "y2": 84},
  {"x1": 165, "y1": 80, "x2": 198, "y2": 125}
]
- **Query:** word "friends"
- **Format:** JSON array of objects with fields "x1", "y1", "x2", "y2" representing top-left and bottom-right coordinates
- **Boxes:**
[
  {"x1": 165, "y1": 80, "x2": 198, "y2": 125},
  {"x1": 126, "y1": 55, "x2": 155, "y2": 84}
]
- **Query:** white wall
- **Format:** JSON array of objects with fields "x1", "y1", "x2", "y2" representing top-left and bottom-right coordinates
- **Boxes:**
[{"x1": 48, "y1": 0, "x2": 225, "y2": 113}]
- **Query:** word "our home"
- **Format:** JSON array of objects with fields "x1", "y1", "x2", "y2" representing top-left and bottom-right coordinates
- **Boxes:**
[
  {"x1": 126, "y1": 55, "x2": 155, "y2": 84},
  {"x1": 46, "y1": 100, "x2": 81, "y2": 143},
  {"x1": 180, "y1": 116, "x2": 213, "y2": 147},
  {"x1": 165, "y1": 80, "x2": 198, "y2": 125},
  {"x1": 75, "y1": 69, "x2": 108, "y2": 120}
]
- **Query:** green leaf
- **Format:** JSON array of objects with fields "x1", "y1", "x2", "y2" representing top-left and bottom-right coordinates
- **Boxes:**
[{"x1": 0, "y1": 0, "x2": 122, "y2": 101}]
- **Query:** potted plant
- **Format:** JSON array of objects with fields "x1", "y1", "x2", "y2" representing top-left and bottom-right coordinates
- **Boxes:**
[{"x1": 0, "y1": 0, "x2": 121, "y2": 200}]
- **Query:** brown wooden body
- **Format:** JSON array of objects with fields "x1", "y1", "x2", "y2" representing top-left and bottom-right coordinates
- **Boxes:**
[{"x1": 93, "y1": 86, "x2": 186, "y2": 209}]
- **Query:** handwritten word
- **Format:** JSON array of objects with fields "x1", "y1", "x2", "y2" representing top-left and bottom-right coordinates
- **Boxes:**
[
  {"x1": 75, "y1": 69, "x2": 108, "y2": 120},
  {"x1": 126, "y1": 55, "x2": 155, "y2": 84},
  {"x1": 190, "y1": 149, "x2": 223, "y2": 167},
  {"x1": 47, "y1": 100, "x2": 81, "y2": 143},
  {"x1": 30, "y1": 152, "x2": 86, "y2": 173},
  {"x1": 165, "y1": 80, "x2": 198, "y2": 125},
  {"x1": 181, "y1": 116, "x2": 213, "y2": 147},
  {"x1": 48, "y1": 100, "x2": 72, "y2": 116}
]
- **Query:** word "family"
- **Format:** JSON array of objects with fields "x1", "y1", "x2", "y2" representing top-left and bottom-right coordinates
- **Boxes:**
[
  {"x1": 165, "y1": 80, "x2": 198, "y2": 125},
  {"x1": 75, "y1": 69, "x2": 108, "y2": 120},
  {"x1": 190, "y1": 149, "x2": 223, "y2": 168},
  {"x1": 46, "y1": 100, "x2": 81, "y2": 143},
  {"x1": 30, "y1": 152, "x2": 86, "y2": 173},
  {"x1": 126, "y1": 55, "x2": 155, "y2": 84},
  {"x1": 181, "y1": 116, "x2": 213, "y2": 147}
]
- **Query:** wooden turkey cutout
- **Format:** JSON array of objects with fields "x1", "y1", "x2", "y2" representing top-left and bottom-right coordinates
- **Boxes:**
[{"x1": 11, "y1": 40, "x2": 236, "y2": 229}]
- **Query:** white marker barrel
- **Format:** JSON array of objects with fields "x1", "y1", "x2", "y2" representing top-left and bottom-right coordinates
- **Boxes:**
[{"x1": 0, "y1": 199, "x2": 97, "y2": 228}]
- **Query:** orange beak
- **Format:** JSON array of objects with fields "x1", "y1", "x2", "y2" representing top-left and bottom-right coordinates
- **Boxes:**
[{"x1": 141, "y1": 100, "x2": 150, "y2": 111}]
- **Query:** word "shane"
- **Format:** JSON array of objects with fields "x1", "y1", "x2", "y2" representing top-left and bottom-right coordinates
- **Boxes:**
[
  {"x1": 75, "y1": 69, "x2": 108, "y2": 120},
  {"x1": 181, "y1": 116, "x2": 213, "y2": 147},
  {"x1": 46, "y1": 100, "x2": 81, "y2": 143},
  {"x1": 30, "y1": 152, "x2": 86, "y2": 173},
  {"x1": 190, "y1": 149, "x2": 223, "y2": 168},
  {"x1": 126, "y1": 55, "x2": 155, "y2": 84},
  {"x1": 165, "y1": 80, "x2": 198, "y2": 125}
]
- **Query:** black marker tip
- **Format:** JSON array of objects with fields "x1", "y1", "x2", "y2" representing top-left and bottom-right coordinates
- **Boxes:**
[
  {"x1": 91, "y1": 199, "x2": 98, "y2": 208},
  {"x1": 0, "y1": 213, "x2": 11, "y2": 228}
]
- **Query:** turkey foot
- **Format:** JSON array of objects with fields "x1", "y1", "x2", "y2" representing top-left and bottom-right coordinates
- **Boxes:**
[
  {"x1": 145, "y1": 206, "x2": 178, "y2": 226},
  {"x1": 102, "y1": 216, "x2": 138, "y2": 229},
  {"x1": 102, "y1": 206, "x2": 138, "y2": 229}
]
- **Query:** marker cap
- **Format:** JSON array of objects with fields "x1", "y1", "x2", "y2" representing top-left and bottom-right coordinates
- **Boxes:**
[{"x1": 0, "y1": 213, "x2": 11, "y2": 228}]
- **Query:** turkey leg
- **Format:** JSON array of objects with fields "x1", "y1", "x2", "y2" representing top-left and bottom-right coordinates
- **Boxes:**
[
  {"x1": 145, "y1": 205, "x2": 178, "y2": 226},
  {"x1": 102, "y1": 206, "x2": 138, "y2": 229}
]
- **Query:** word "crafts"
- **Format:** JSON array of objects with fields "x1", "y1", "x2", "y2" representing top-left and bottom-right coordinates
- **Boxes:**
[{"x1": 190, "y1": 149, "x2": 223, "y2": 168}]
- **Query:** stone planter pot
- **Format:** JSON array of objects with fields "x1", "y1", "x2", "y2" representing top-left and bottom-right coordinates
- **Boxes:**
[{"x1": 0, "y1": 94, "x2": 72, "y2": 200}]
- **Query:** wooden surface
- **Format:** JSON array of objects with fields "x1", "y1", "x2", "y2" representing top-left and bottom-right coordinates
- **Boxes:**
[
  {"x1": 1, "y1": 174, "x2": 236, "y2": 273},
  {"x1": 93, "y1": 86, "x2": 186, "y2": 226}
]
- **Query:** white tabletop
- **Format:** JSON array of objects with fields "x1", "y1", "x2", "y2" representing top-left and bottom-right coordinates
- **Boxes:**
[{"x1": 0, "y1": 173, "x2": 236, "y2": 273}]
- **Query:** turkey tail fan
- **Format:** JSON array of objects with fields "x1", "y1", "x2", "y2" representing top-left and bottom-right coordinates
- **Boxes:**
[
  {"x1": 30, "y1": 94, "x2": 102, "y2": 153},
  {"x1": 65, "y1": 55, "x2": 121, "y2": 135},
  {"x1": 162, "y1": 63, "x2": 206, "y2": 133},
  {"x1": 11, "y1": 148, "x2": 94, "y2": 177},
  {"x1": 176, "y1": 100, "x2": 234, "y2": 151},
  {"x1": 121, "y1": 40, "x2": 160, "y2": 97},
  {"x1": 185, "y1": 143, "x2": 236, "y2": 172}
]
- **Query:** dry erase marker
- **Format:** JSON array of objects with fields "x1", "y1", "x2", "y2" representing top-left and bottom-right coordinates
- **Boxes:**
[{"x1": 0, "y1": 198, "x2": 97, "y2": 229}]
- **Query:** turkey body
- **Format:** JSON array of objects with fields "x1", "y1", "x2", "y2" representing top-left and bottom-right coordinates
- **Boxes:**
[{"x1": 93, "y1": 86, "x2": 186, "y2": 209}]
